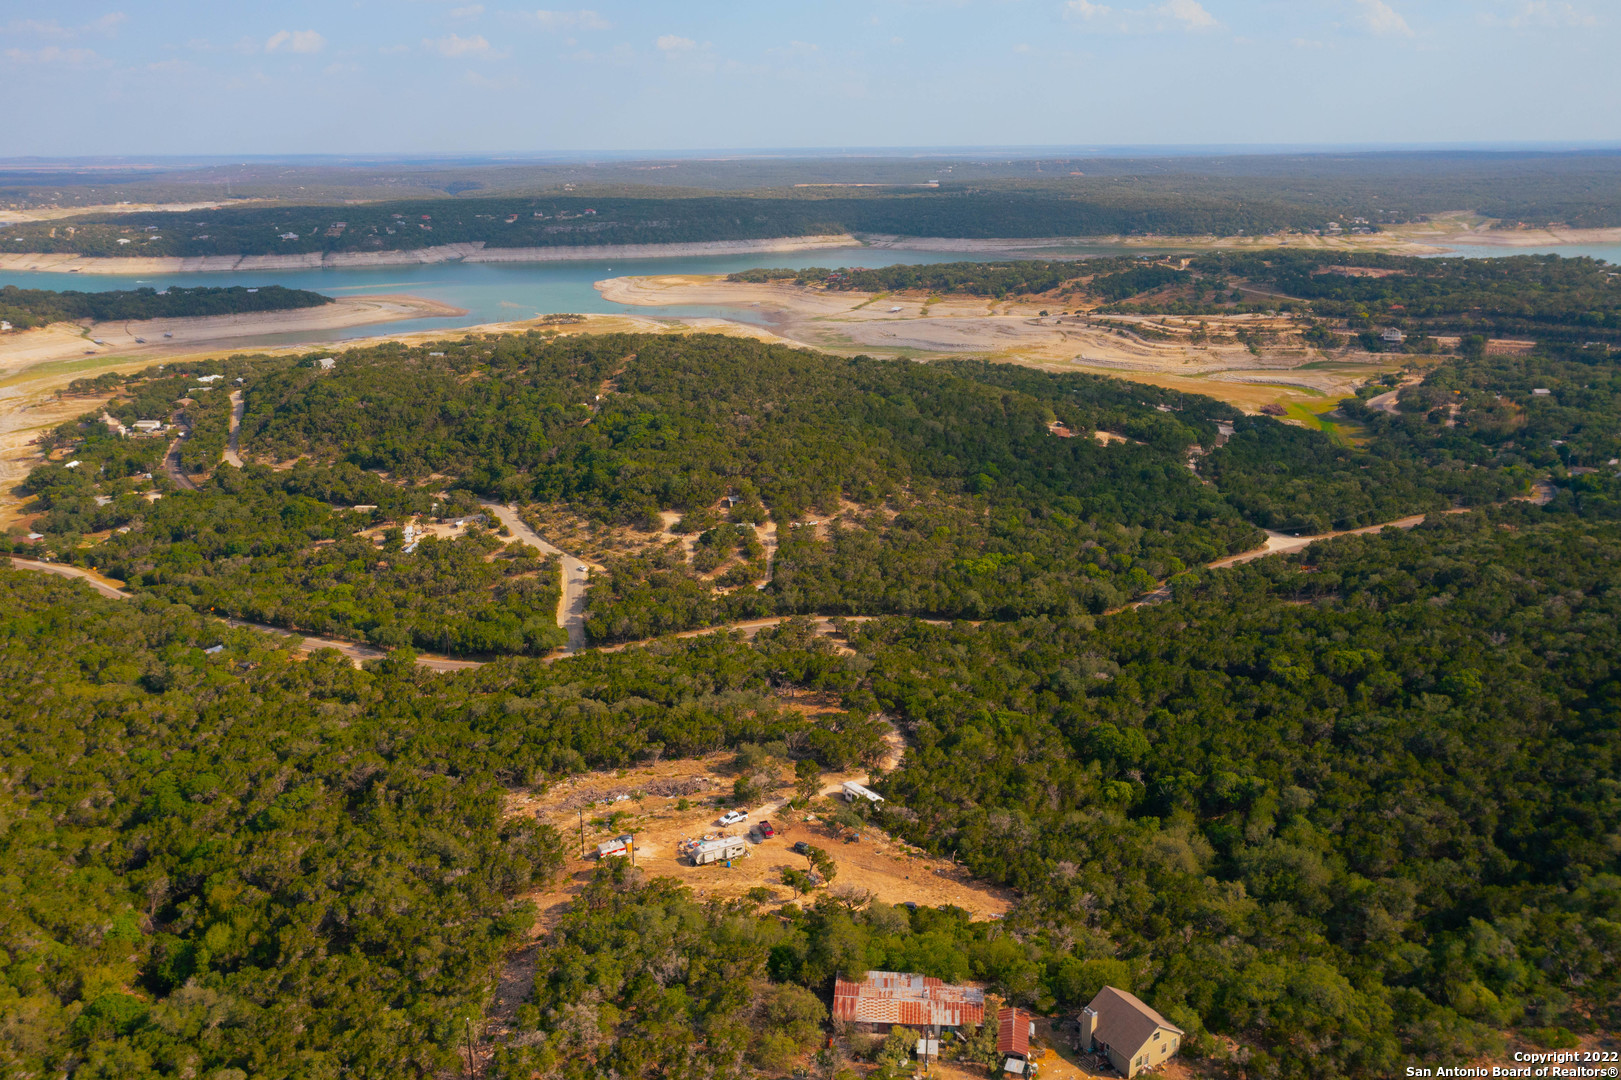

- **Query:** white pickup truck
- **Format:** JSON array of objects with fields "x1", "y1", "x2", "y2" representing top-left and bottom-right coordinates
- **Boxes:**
[{"x1": 718, "y1": 809, "x2": 748, "y2": 826}]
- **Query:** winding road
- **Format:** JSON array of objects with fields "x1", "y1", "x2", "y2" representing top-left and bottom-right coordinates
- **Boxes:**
[{"x1": 9, "y1": 507, "x2": 1457, "y2": 672}]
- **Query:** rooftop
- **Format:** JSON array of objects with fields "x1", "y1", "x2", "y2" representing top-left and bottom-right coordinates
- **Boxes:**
[{"x1": 833, "y1": 971, "x2": 986, "y2": 1029}]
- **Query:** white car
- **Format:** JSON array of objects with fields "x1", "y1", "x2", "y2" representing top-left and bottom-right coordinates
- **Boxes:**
[{"x1": 718, "y1": 809, "x2": 748, "y2": 826}]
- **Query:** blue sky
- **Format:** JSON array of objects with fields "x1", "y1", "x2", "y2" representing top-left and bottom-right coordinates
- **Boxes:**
[{"x1": 3, "y1": 1, "x2": 1616, "y2": 156}]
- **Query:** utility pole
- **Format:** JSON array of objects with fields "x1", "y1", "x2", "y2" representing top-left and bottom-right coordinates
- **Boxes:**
[
  {"x1": 629, "y1": 833, "x2": 636, "y2": 867},
  {"x1": 464, "y1": 1016, "x2": 478, "y2": 1079},
  {"x1": 579, "y1": 808, "x2": 585, "y2": 858}
]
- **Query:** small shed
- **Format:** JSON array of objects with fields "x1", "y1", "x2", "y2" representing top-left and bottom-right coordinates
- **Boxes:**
[{"x1": 998, "y1": 1005, "x2": 1033, "y2": 1073}]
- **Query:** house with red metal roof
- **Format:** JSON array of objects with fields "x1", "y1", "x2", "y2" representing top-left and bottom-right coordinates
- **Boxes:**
[
  {"x1": 832, "y1": 971, "x2": 986, "y2": 1035},
  {"x1": 997, "y1": 1006, "x2": 1034, "y2": 1074}
]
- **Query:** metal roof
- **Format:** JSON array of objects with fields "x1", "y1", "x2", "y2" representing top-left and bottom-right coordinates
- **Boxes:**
[
  {"x1": 832, "y1": 971, "x2": 986, "y2": 1028},
  {"x1": 997, "y1": 1006, "x2": 1031, "y2": 1057}
]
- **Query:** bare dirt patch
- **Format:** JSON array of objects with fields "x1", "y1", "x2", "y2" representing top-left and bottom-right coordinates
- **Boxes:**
[{"x1": 506, "y1": 752, "x2": 1011, "y2": 932}]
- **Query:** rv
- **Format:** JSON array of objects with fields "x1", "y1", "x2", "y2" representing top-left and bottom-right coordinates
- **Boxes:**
[
  {"x1": 689, "y1": 835, "x2": 747, "y2": 865},
  {"x1": 841, "y1": 781, "x2": 884, "y2": 803}
]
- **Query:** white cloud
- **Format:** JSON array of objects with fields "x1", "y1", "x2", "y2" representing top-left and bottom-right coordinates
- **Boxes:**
[
  {"x1": 265, "y1": 29, "x2": 326, "y2": 54},
  {"x1": 4, "y1": 45, "x2": 105, "y2": 65},
  {"x1": 426, "y1": 33, "x2": 506, "y2": 57},
  {"x1": 656, "y1": 34, "x2": 697, "y2": 51},
  {"x1": 1354, "y1": 0, "x2": 1412, "y2": 36},
  {"x1": 449, "y1": 4, "x2": 485, "y2": 16},
  {"x1": 1484, "y1": 1, "x2": 1597, "y2": 28},
  {"x1": 1156, "y1": 0, "x2": 1216, "y2": 30},
  {"x1": 7, "y1": 13, "x2": 126, "y2": 38},
  {"x1": 1065, "y1": 0, "x2": 1219, "y2": 32},
  {"x1": 1065, "y1": 0, "x2": 1114, "y2": 18},
  {"x1": 527, "y1": 9, "x2": 611, "y2": 31}
]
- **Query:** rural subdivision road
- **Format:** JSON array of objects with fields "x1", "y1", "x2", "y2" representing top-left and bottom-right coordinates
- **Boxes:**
[
  {"x1": 163, "y1": 423, "x2": 198, "y2": 491},
  {"x1": 10, "y1": 509, "x2": 1446, "y2": 672},
  {"x1": 223, "y1": 390, "x2": 245, "y2": 467},
  {"x1": 481, "y1": 501, "x2": 592, "y2": 652}
]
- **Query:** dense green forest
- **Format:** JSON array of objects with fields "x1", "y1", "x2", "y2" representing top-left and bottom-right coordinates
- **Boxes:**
[
  {"x1": 1339, "y1": 342, "x2": 1621, "y2": 473},
  {"x1": 5, "y1": 293, "x2": 1621, "y2": 1079},
  {"x1": 0, "y1": 569, "x2": 885, "y2": 1079},
  {"x1": 728, "y1": 252, "x2": 1621, "y2": 346},
  {"x1": 853, "y1": 511, "x2": 1621, "y2": 1077},
  {"x1": 0, "y1": 284, "x2": 330, "y2": 330},
  {"x1": 31, "y1": 460, "x2": 568, "y2": 656},
  {"x1": 5, "y1": 508, "x2": 1617, "y2": 1078},
  {"x1": 22, "y1": 330, "x2": 1577, "y2": 647}
]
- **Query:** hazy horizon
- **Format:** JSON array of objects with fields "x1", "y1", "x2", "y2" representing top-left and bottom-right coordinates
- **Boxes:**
[{"x1": 5, "y1": 0, "x2": 1617, "y2": 157}]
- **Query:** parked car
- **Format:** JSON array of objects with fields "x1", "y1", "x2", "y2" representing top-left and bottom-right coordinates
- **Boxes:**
[
  {"x1": 756, "y1": 820, "x2": 776, "y2": 839},
  {"x1": 790, "y1": 840, "x2": 811, "y2": 855},
  {"x1": 718, "y1": 809, "x2": 748, "y2": 826}
]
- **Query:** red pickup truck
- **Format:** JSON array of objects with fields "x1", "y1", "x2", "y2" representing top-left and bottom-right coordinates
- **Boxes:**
[{"x1": 756, "y1": 820, "x2": 776, "y2": 839}]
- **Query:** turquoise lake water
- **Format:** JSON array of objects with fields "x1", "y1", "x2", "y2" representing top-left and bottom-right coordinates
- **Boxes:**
[
  {"x1": 0, "y1": 241, "x2": 1615, "y2": 348},
  {"x1": 0, "y1": 247, "x2": 1078, "y2": 345}
]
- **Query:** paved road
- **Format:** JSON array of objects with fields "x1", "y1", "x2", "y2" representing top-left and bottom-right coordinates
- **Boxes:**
[
  {"x1": 163, "y1": 423, "x2": 197, "y2": 490},
  {"x1": 223, "y1": 390, "x2": 245, "y2": 467},
  {"x1": 481, "y1": 501, "x2": 591, "y2": 652}
]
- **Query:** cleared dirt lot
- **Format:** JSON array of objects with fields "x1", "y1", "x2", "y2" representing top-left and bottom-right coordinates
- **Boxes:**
[{"x1": 507, "y1": 751, "x2": 1013, "y2": 930}]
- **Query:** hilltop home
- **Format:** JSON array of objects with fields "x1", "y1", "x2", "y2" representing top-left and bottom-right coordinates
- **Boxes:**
[
  {"x1": 832, "y1": 971, "x2": 985, "y2": 1035},
  {"x1": 1079, "y1": 986, "x2": 1183, "y2": 1078}
]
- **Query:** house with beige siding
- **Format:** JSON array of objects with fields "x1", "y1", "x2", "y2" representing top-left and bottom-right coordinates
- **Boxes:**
[{"x1": 1079, "y1": 986, "x2": 1183, "y2": 1077}]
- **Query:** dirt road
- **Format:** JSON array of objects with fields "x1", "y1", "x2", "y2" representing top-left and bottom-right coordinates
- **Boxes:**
[
  {"x1": 7, "y1": 556, "x2": 480, "y2": 672},
  {"x1": 482, "y1": 501, "x2": 591, "y2": 652},
  {"x1": 223, "y1": 390, "x2": 245, "y2": 467},
  {"x1": 10, "y1": 507, "x2": 1460, "y2": 670}
]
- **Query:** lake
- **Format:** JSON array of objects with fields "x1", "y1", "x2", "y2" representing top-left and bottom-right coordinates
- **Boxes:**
[{"x1": 1, "y1": 240, "x2": 1615, "y2": 346}]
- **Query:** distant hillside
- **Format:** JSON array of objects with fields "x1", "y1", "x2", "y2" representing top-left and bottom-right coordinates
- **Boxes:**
[{"x1": 0, "y1": 189, "x2": 1331, "y2": 257}]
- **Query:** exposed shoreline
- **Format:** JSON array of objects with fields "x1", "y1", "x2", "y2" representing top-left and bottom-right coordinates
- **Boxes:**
[
  {"x1": 0, "y1": 234, "x2": 863, "y2": 276},
  {"x1": 5, "y1": 222, "x2": 1617, "y2": 278},
  {"x1": 0, "y1": 293, "x2": 465, "y2": 380}
]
